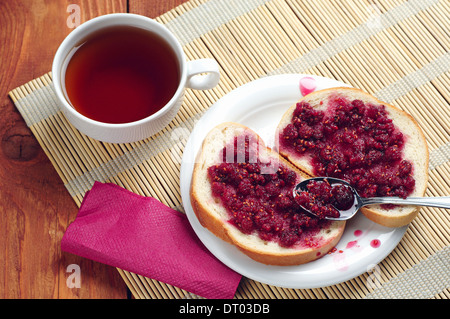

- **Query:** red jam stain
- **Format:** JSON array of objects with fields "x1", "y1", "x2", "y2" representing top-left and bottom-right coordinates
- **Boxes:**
[
  {"x1": 354, "y1": 229, "x2": 363, "y2": 237},
  {"x1": 328, "y1": 247, "x2": 338, "y2": 254},
  {"x1": 346, "y1": 240, "x2": 358, "y2": 249},
  {"x1": 370, "y1": 239, "x2": 381, "y2": 248},
  {"x1": 299, "y1": 77, "x2": 317, "y2": 96},
  {"x1": 207, "y1": 135, "x2": 330, "y2": 248},
  {"x1": 280, "y1": 96, "x2": 415, "y2": 202}
]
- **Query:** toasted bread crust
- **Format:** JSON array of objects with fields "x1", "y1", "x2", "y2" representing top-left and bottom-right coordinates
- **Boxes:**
[
  {"x1": 190, "y1": 186, "x2": 234, "y2": 244},
  {"x1": 277, "y1": 87, "x2": 429, "y2": 227}
]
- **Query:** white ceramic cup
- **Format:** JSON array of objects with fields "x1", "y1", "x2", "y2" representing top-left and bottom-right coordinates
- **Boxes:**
[{"x1": 52, "y1": 13, "x2": 220, "y2": 143}]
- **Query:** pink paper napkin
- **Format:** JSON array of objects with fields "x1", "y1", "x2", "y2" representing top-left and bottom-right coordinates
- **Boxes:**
[{"x1": 61, "y1": 181, "x2": 241, "y2": 299}]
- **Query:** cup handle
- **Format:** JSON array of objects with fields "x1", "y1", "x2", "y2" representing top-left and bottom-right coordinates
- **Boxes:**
[{"x1": 186, "y1": 59, "x2": 220, "y2": 90}]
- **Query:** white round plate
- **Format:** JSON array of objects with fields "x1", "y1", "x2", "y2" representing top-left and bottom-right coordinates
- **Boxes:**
[{"x1": 180, "y1": 74, "x2": 407, "y2": 289}]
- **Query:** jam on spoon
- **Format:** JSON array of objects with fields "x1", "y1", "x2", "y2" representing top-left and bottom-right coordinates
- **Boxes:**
[{"x1": 294, "y1": 177, "x2": 450, "y2": 220}]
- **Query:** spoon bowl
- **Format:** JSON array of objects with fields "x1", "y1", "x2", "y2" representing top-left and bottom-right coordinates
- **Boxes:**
[{"x1": 294, "y1": 177, "x2": 450, "y2": 221}]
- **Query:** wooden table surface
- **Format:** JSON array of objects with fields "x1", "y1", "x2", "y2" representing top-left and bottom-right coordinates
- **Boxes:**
[{"x1": 0, "y1": 0, "x2": 188, "y2": 299}]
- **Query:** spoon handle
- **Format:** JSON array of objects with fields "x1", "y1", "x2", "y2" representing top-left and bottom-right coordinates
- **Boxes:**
[{"x1": 361, "y1": 196, "x2": 450, "y2": 209}]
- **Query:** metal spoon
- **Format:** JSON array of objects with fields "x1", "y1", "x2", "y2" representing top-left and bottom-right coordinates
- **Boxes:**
[{"x1": 293, "y1": 177, "x2": 450, "y2": 221}]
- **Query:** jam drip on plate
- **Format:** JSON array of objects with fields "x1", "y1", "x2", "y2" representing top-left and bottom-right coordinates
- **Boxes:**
[
  {"x1": 280, "y1": 97, "x2": 415, "y2": 200},
  {"x1": 207, "y1": 135, "x2": 330, "y2": 248}
]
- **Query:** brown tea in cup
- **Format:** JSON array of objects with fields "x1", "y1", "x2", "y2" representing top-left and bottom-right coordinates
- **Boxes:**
[{"x1": 64, "y1": 25, "x2": 180, "y2": 124}]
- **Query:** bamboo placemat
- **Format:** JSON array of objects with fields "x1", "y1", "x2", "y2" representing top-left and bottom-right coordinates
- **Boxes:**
[{"x1": 9, "y1": 0, "x2": 450, "y2": 299}]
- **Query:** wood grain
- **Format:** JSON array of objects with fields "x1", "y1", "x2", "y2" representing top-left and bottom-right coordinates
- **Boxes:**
[{"x1": 0, "y1": 0, "x2": 187, "y2": 299}]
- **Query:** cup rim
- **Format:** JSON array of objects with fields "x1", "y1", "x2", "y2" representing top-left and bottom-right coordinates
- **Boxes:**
[{"x1": 52, "y1": 13, "x2": 187, "y2": 128}]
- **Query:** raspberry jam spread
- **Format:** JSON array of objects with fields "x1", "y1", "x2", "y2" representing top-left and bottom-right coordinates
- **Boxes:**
[
  {"x1": 280, "y1": 96, "x2": 415, "y2": 200},
  {"x1": 295, "y1": 179, "x2": 354, "y2": 219},
  {"x1": 207, "y1": 135, "x2": 330, "y2": 248}
]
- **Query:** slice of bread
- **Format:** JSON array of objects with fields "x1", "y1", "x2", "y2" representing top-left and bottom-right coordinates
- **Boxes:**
[
  {"x1": 190, "y1": 122, "x2": 345, "y2": 266},
  {"x1": 276, "y1": 87, "x2": 429, "y2": 227}
]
